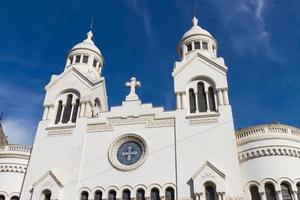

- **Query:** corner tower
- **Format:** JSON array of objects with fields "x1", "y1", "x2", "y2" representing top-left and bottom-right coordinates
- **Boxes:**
[{"x1": 173, "y1": 17, "x2": 243, "y2": 200}]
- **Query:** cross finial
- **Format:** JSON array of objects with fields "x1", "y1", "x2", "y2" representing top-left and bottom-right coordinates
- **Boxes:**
[
  {"x1": 125, "y1": 77, "x2": 141, "y2": 101},
  {"x1": 90, "y1": 17, "x2": 94, "y2": 31}
]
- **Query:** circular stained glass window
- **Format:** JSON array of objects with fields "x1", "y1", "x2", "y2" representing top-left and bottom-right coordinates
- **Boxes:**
[
  {"x1": 117, "y1": 141, "x2": 143, "y2": 165},
  {"x1": 108, "y1": 134, "x2": 148, "y2": 171}
]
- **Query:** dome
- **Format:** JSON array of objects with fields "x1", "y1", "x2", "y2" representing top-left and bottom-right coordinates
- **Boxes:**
[
  {"x1": 70, "y1": 31, "x2": 102, "y2": 55},
  {"x1": 181, "y1": 17, "x2": 212, "y2": 40}
]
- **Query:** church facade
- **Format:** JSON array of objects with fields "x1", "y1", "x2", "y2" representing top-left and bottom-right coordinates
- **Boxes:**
[{"x1": 0, "y1": 16, "x2": 300, "y2": 200}]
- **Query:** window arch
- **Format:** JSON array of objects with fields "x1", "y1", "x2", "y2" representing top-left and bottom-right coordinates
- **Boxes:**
[
  {"x1": 122, "y1": 189, "x2": 131, "y2": 200},
  {"x1": 197, "y1": 82, "x2": 207, "y2": 112},
  {"x1": 94, "y1": 190, "x2": 102, "y2": 200},
  {"x1": 80, "y1": 191, "x2": 89, "y2": 200},
  {"x1": 151, "y1": 188, "x2": 160, "y2": 200},
  {"x1": 165, "y1": 187, "x2": 175, "y2": 200},
  {"x1": 136, "y1": 189, "x2": 145, "y2": 200},
  {"x1": 281, "y1": 182, "x2": 293, "y2": 200},
  {"x1": 10, "y1": 197, "x2": 19, "y2": 200},
  {"x1": 41, "y1": 189, "x2": 52, "y2": 200},
  {"x1": 55, "y1": 92, "x2": 80, "y2": 124},
  {"x1": 205, "y1": 182, "x2": 217, "y2": 200},
  {"x1": 189, "y1": 89, "x2": 196, "y2": 113},
  {"x1": 250, "y1": 185, "x2": 261, "y2": 200},
  {"x1": 0, "y1": 195, "x2": 5, "y2": 200},
  {"x1": 208, "y1": 87, "x2": 216, "y2": 111},
  {"x1": 265, "y1": 183, "x2": 277, "y2": 200},
  {"x1": 108, "y1": 190, "x2": 117, "y2": 200}
]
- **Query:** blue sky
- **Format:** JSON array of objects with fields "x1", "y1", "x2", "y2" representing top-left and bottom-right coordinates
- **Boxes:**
[{"x1": 0, "y1": 0, "x2": 299, "y2": 144}]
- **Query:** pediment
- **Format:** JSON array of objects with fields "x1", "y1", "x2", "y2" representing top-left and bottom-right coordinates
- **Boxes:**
[
  {"x1": 45, "y1": 67, "x2": 104, "y2": 91},
  {"x1": 172, "y1": 53, "x2": 227, "y2": 78},
  {"x1": 192, "y1": 161, "x2": 225, "y2": 181},
  {"x1": 32, "y1": 170, "x2": 63, "y2": 189}
]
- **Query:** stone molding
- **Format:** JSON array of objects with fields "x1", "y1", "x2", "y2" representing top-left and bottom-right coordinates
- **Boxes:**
[
  {"x1": 0, "y1": 163, "x2": 27, "y2": 174},
  {"x1": 46, "y1": 125, "x2": 75, "y2": 136},
  {"x1": 238, "y1": 145, "x2": 300, "y2": 163},
  {"x1": 87, "y1": 115, "x2": 174, "y2": 133}
]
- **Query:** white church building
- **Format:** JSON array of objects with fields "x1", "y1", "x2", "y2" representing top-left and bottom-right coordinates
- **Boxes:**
[{"x1": 0, "y1": 15, "x2": 300, "y2": 200}]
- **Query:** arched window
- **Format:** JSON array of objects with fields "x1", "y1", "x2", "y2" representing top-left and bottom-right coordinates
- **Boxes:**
[
  {"x1": 122, "y1": 189, "x2": 131, "y2": 200},
  {"x1": 250, "y1": 185, "x2": 261, "y2": 200},
  {"x1": 208, "y1": 87, "x2": 216, "y2": 111},
  {"x1": 281, "y1": 182, "x2": 293, "y2": 200},
  {"x1": 265, "y1": 183, "x2": 277, "y2": 200},
  {"x1": 80, "y1": 191, "x2": 89, "y2": 200},
  {"x1": 71, "y1": 98, "x2": 80, "y2": 123},
  {"x1": 205, "y1": 182, "x2": 217, "y2": 200},
  {"x1": 41, "y1": 189, "x2": 52, "y2": 200},
  {"x1": 165, "y1": 187, "x2": 175, "y2": 200},
  {"x1": 10, "y1": 197, "x2": 19, "y2": 200},
  {"x1": 151, "y1": 188, "x2": 160, "y2": 200},
  {"x1": 197, "y1": 82, "x2": 207, "y2": 112},
  {"x1": 62, "y1": 94, "x2": 73, "y2": 123},
  {"x1": 297, "y1": 183, "x2": 300, "y2": 200},
  {"x1": 95, "y1": 190, "x2": 102, "y2": 200},
  {"x1": 0, "y1": 195, "x2": 5, "y2": 200},
  {"x1": 55, "y1": 100, "x2": 63, "y2": 124},
  {"x1": 189, "y1": 89, "x2": 196, "y2": 113},
  {"x1": 136, "y1": 189, "x2": 145, "y2": 200},
  {"x1": 108, "y1": 190, "x2": 117, "y2": 200}
]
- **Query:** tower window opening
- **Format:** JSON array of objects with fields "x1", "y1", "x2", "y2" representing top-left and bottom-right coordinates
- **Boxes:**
[
  {"x1": 62, "y1": 94, "x2": 73, "y2": 123},
  {"x1": 187, "y1": 43, "x2": 192, "y2": 52},
  {"x1": 93, "y1": 59, "x2": 99, "y2": 68},
  {"x1": 71, "y1": 98, "x2": 80, "y2": 123},
  {"x1": 75, "y1": 55, "x2": 81, "y2": 63},
  {"x1": 197, "y1": 82, "x2": 207, "y2": 112},
  {"x1": 41, "y1": 189, "x2": 52, "y2": 200},
  {"x1": 150, "y1": 188, "x2": 160, "y2": 200},
  {"x1": 297, "y1": 183, "x2": 300, "y2": 200},
  {"x1": 69, "y1": 56, "x2": 74, "y2": 65},
  {"x1": 136, "y1": 189, "x2": 145, "y2": 200},
  {"x1": 95, "y1": 190, "x2": 102, "y2": 200},
  {"x1": 281, "y1": 182, "x2": 293, "y2": 200},
  {"x1": 10, "y1": 197, "x2": 19, "y2": 200},
  {"x1": 122, "y1": 189, "x2": 131, "y2": 200},
  {"x1": 55, "y1": 100, "x2": 63, "y2": 124},
  {"x1": 0, "y1": 195, "x2": 4, "y2": 200},
  {"x1": 108, "y1": 190, "x2": 117, "y2": 200},
  {"x1": 194, "y1": 41, "x2": 201, "y2": 49},
  {"x1": 189, "y1": 88, "x2": 196, "y2": 113},
  {"x1": 265, "y1": 183, "x2": 277, "y2": 200},
  {"x1": 165, "y1": 187, "x2": 175, "y2": 200},
  {"x1": 202, "y1": 42, "x2": 208, "y2": 50},
  {"x1": 82, "y1": 55, "x2": 89, "y2": 64},
  {"x1": 208, "y1": 87, "x2": 216, "y2": 111},
  {"x1": 205, "y1": 182, "x2": 217, "y2": 200}
]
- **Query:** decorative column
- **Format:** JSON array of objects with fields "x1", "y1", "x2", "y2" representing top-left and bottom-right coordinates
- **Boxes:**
[
  {"x1": 79, "y1": 102, "x2": 86, "y2": 117},
  {"x1": 69, "y1": 102, "x2": 76, "y2": 123},
  {"x1": 217, "y1": 193, "x2": 222, "y2": 200},
  {"x1": 42, "y1": 106, "x2": 49, "y2": 121},
  {"x1": 192, "y1": 42, "x2": 195, "y2": 51},
  {"x1": 217, "y1": 89, "x2": 224, "y2": 106},
  {"x1": 293, "y1": 191, "x2": 299, "y2": 200},
  {"x1": 214, "y1": 92, "x2": 218, "y2": 111},
  {"x1": 176, "y1": 93, "x2": 181, "y2": 109},
  {"x1": 195, "y1": 90, "x2": 199, "y2": 113},
  {"x1": 277, "y1": 190, "x2": 283, "y2": 200},
  {"x1": 222, "y1": 88, "x2": 229, "y2": 105},
  {"x1": 182, "y1": 45, "x2": 187, "y2": 60},
  {"x1": 260, "y1": 192, "x2": 267, "y2": 200},
  {"x1": 205, "y1": 91, "x2": 210, "y2": 112},
  {"x1": 181, "y1": 92, "x2": 186, "y2": 109}
]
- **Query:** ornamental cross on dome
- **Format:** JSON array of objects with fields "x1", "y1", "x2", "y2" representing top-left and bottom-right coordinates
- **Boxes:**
[{"x1": 125, "y1": 77, "x2": 141, "y2": 101}]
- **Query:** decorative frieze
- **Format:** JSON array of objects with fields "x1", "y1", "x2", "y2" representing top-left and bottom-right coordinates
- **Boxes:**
[
  {"x1": 0, "y1": 163, "x2": 27, "y2": 174},
  {"x1": 87, "y1": 115, "x2": 175, "y2": 133},
  {"x1": 46, "y1": 125, "x2": 75, "y2": 136}
]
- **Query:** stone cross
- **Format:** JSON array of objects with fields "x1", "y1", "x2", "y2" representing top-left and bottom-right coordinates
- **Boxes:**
[
  {"x1": 122, "y1": 146, "x2": 138, "y2": 161},
  {"x1": 125, "y1": 77, "x2": 141, "y2": 101}
]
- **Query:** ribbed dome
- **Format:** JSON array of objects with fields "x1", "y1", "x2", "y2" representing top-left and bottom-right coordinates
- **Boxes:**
[
  {"x1": 181, "y1": 17, "x2": 212, "y2": 39},
  {"x1": 71, "y1": 31, "x2": 102, "y2": 55}
]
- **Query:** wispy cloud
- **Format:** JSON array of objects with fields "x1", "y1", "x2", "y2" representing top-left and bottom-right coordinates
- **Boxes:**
[
  {"x1": 209, "y1": 0, "x2": 281, "y2": 61},
  {"x1": 123, "y1": 0, "x2": 153, "y2": 43}
]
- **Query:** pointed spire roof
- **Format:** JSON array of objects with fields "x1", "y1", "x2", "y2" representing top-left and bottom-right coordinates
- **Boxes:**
[{"x1": 181, "y1": 16, "x2": 212, "y2": 39}]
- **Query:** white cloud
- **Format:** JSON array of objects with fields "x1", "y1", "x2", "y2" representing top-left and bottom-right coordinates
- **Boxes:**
[{"x1": 2, "y1": 118, "x2": 36, "y2": 145}]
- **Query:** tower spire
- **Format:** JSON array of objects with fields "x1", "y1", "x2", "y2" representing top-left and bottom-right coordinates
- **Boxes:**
[{"x1": 90, "y1": 17, "x2": 94, "y2": 32}]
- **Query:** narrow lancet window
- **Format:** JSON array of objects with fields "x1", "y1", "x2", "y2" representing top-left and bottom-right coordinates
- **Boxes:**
[
  {"x1": 281, "y1": 183, "x2": 293, "y2": 200},
  {"x1": 151, "y1": 188, "x2": 160, "y2": 200},
  {"x1": 250, "y1": 185, "x2": 261, "y2": 200},
  {"x1": 197, "y1": 82, "x2": 207, "y2": 112},
  {"x1": 122, "y1": 190, "x2": 131, "y2": 200},
  {"x1": 108, "y1": 190, "x2": 117, "y2": 200},
  {"x1": 95, "y1": 190, "x2": 102, "y2": 200},
  {"x1": 205, "y1": 183, "x2": 216, "y2": 200},
  {"x1": 265, "y1": 183, "x2": 277, "y2": 200},
  {"x1": 55, "y1": 100, "x2": 63, "y2": 124},
  {"x1": 189, "y1": 89, "x2": 196, "y2": 113},
  {"x1": 0, "y1": 195, "x2": 4, "y2": 200},
  {"x1": 71, "y1": 98, "x2": 80, "y2": 123},
  {"x1": 136, "y1": 189, "x2": 145, "y2": 200},
  {"x1": 208, "y1": 87, "x2": 216, "y2": 111},
  {"x1": 165, "y1": 187, "x2": 175, "y2": 200},
  {"x1": 80, "y1": 191, "x2": 89, "y2": 200},
  {"x1": 62, "y1": 94, "x2": 73, "y2": 123}
]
